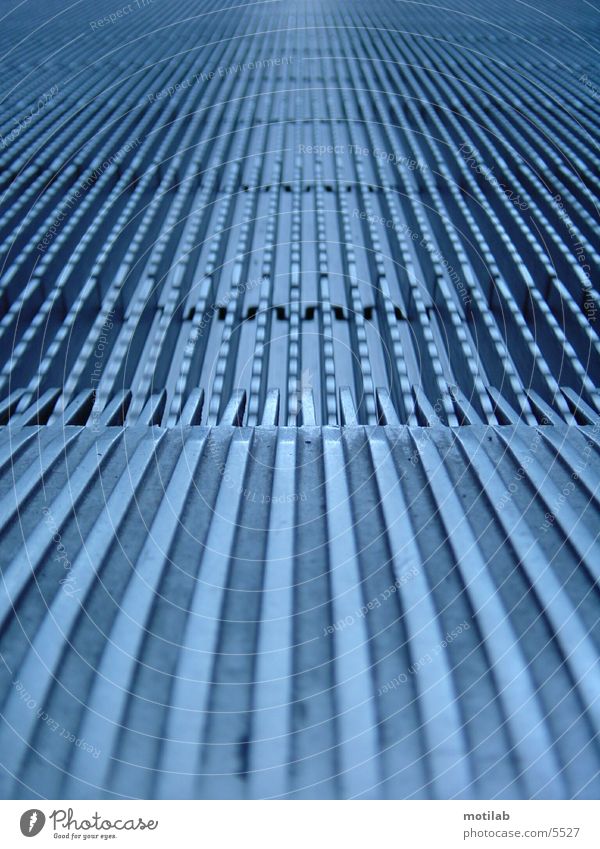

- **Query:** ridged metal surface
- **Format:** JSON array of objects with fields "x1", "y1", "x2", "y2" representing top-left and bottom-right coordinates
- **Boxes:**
[
  {"x1": 0, "y1": 0, "x2": 599, "y2": 801},
  {"x1": 0, "y1": 423, "x2": 599, "y2": 799},
  {"x1": 0, "y1": 0, "x2": 597, "y2": 423}
]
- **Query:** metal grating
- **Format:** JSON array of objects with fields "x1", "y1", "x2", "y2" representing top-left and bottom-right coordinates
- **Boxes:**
[
  {"x1": 0, "y1": 423, "x2": 599, "y2": 799},
  {"x1": 0, "y1": 0, "x2": 597, "y2": 424},
  {"x1": 0, "y1": 0, "x2": 599, "y2": 800}
]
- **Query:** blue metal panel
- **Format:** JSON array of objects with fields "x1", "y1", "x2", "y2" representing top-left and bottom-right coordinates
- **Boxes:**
[{"x1": 0, "y1": 0, "x2": 598, "y2": 799}]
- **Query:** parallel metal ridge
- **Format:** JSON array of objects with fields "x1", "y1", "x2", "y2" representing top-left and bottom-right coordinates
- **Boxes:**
[
  {"x1": 0, "y1": 423, "x2": 598, "y2": 799},
  {"x1": 0, "y1": 0, "x2": 599, "y2": 800},
  {"x1": 0, "y1": 0, "x2": 597, "y2": 423}
]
